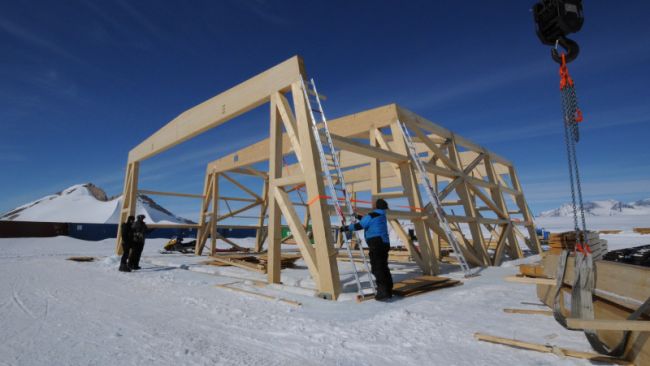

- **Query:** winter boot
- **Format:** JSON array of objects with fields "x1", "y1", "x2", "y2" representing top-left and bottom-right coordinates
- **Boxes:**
[{"x1": 119, "y1": 265, "x2": 131, "y2": 272}]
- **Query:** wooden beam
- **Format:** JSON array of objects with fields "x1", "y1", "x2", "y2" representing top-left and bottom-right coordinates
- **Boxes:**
[
  {"x1": 567, "y1": 319, "x2": 650, "y2": 332},
  {"x1": 221, "y1": 173, "x2": 262, "y2": 201},
  {"x1": 291, "y1": 80, "x2": 340, "y2": 299},
  {"x1": 503, "y1": 308, "x2": 553, "y2": 316},
  {"x1": 267, "y1": 99, "x2": 283, "y2": 284},
  {"x1": 328, "y1": 134, "x2": 408, "y2": 164},
  {"x1": 138, "y1": 190, "x2": 204, "y2": 199},
  {"x1": 504, "y1": 276, "x2": 556, "y2": 285},
  {"x1": 216, "y1": 201, "x2": 261, "y2": 221},
  {"x1": 128, "y1": 55, "x2": 305, "y2": 162},
  {"x1": 474, "y1": 333, "x2": 631, "y2": 365},
  {"x1": 208, "y1": 104, "x2": 399, "y2": 173}
]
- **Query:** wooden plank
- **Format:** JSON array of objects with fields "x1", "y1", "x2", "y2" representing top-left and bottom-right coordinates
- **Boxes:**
[
  {"x1": 215, "y1": 284, "x2": 301, "y2": 307},
  {"x1": 503, "y1": 308, "x2": 552, "y2": 316},
  {"x1": 209, "y1": 256, "x2": 266, "y2": 273},
  {"x1": 128, "y1": 55, "x2": 304, "y2": 162},
  {"x1": 538, "y1": 284, "x2": 650, "y2": 365},
  {"x1": 392, "y1": 276, "x2": 451, "y2": 292},
  {"x1": 504, "y1": 275, "x2": 556, "y2": 285},
  {"x1": 474, "y1": 333, "x2": 632, "y2": 365},
  {"x1": 567, "y1": 319, "x2": 650, "y2": 332},
  {"x1": 393, "y1": 276, "x2": 461, "y2": 297}
]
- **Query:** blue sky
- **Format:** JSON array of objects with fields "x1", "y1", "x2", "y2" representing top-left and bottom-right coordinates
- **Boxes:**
[{"x1": 1, "y1": 1, "x2": 649, "y2": 220}]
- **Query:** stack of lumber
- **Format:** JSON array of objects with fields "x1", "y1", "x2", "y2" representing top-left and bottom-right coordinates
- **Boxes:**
[
  {"x1": 392, "y1": 275, "x2": 461, "y2": 297},
  {"x1": 518, "y1": 262, "x2": 547, "y2": 278},
  {"x1": 536, "y1": 253, "x2": 650, "y2": 365},
  {"x1": 203, "y1": 253, "x2": 302, "y2": 273},
  {"x1": 547, "y1": 231, "x2": 608, "y2": 260},
  {"x1": 634, "y1": 228, "x2": 650, "y2": 235}
]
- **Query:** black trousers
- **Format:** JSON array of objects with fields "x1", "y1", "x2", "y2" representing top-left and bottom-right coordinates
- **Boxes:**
[
  {"x1": 120, "y1": 241, "x2": 133, "y2": 267},
  {"x1": 129, "y1": 241, "x2": 145, "y2": 268},
  {"x1": 367, "y1": 237, "x2": 393, "y2": 296}
]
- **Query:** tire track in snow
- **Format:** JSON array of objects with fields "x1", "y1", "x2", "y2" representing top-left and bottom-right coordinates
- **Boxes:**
[{"x1": 12, "y1": 282, "x2": 36, "y2": 319}]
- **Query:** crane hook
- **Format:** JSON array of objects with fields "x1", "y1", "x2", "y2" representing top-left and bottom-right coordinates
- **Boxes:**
[{"x1": 552, "y1": 36, "x2": 580, "y2": 64}]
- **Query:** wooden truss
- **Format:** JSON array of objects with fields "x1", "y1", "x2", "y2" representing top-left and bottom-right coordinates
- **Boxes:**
[{"x1": 117, "y1": 56, "x2": 540, "y2": 300}]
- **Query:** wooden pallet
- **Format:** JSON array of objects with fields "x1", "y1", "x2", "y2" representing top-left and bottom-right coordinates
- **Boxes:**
[{"x1": 392, "y1": 275, "x2": 462, "y2": 297}]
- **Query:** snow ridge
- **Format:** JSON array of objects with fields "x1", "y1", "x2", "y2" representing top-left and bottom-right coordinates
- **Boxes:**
[
  {"x1": 1, "y1": 183, "x2": 193, "y2": 224},
  {"x1": 538, "y1": 198, "x2": 650, "y2": 217}
]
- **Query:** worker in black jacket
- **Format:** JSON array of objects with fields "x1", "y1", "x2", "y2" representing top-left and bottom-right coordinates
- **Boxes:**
[
  {"x1": 129, "y1": 214, "x2": 148, "y2": 270},
  {"x1": 119, "y1": 215, "x2": 135, "y2": 272}
]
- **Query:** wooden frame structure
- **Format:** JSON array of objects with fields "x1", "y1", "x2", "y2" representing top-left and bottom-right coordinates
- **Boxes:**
[{"x1": 117, "y1": 55, "x2": 540, "y2": 300}]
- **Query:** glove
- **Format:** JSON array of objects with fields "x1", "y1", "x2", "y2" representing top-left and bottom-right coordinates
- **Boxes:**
[{"x1": 355, "y1": 213, "x2": 363, "y2": 220}]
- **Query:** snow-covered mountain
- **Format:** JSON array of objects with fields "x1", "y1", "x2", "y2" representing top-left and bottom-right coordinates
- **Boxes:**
[
  {"x1": 0, "y1": 183, "x2": 193, "y2": 224},
  {"x1": 538, "y1": 199, "x2": 650, "y2": 217}
]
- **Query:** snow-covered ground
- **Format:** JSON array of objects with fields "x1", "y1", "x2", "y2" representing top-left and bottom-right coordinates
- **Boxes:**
[{"x1": 2, "y1": 231, "x2": 650, "y2": 365}]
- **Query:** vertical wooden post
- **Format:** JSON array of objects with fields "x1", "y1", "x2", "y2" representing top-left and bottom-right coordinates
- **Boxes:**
[
  {"x1": 210, "y1": 173, "x2": 219, "y2": 256},
  {"x1": 267, "y1": 95, "x2": 283, "y2": 284},
  {"x1": 115, "y1": 161, "x2": 139, "y2": 254},
  {"x1": 255, "y1": 177, "x2": 269, "y2": 252},
  {"x1": 195, "y1": 170, "x2": 213, "y2": 255},
  {"x1": 291, "y1": 81, "x2": 341, "y2": 299},
  {"x1": 369, "y1": 128, "x2": 381, "y2": 202}
]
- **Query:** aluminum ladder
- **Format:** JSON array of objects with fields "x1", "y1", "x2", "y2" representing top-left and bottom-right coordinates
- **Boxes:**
[
  {"x1": 395, "y1": 120, "x2": 474, "y2": 277},
  {"x1": 300, "y1": 78, "x2": 376, "y2": 299}
]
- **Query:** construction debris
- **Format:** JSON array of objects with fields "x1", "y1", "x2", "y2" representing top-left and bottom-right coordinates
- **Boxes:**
[
  {"x1": 392, "y1": 275, "x2": 461, "y2": 297},
  {"x1": 215, "y1": 283, "x2": 302, "y2": 307},
  {"x1": 503, "y1": 308, "x2": 552, "y2": 316}
]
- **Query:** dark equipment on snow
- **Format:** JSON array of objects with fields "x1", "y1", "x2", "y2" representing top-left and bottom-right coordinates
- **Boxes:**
[{"x1": 532, "y1": 0, "x2": 584, "y2": 63}]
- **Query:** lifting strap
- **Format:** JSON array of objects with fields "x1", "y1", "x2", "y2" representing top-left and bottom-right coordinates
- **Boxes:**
[{"x1": 550, "y1": 54, "x2": 645, "y2": 357}]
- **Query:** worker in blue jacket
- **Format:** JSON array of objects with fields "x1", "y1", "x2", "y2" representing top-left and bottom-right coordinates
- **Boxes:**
[{"x1": 347, "y1": 198, "x2": 393, "y2": 301}]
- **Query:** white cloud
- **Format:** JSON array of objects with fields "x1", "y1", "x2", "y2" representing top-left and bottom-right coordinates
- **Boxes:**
[{"x1": 0, "y1": 18, "x2": 84, "y2": 64}]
